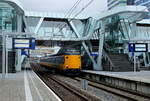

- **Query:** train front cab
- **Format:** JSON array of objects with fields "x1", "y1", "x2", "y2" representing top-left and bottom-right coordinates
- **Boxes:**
[{"x1": 62, "y1": 54, "x2": 81, "y2": 75}]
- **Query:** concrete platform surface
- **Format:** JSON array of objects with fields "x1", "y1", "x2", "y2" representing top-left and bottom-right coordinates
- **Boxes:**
[
  {"x1": 0, "y1": 70, "x2": 62, "y2": 101},
  {"x1": 82, "y1": 70, "x2": 150, "y2": 84}
]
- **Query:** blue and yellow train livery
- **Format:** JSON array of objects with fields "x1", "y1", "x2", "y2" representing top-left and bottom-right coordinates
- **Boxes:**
[{"x1": 39, "y1": 48, "x2": 81, "y2": 75}]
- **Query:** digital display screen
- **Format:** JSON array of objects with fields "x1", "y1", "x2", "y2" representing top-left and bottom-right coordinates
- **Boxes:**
[
  {"x1": 13, "y1": 38, "x2": 35, "y2": 49},
  {"x1": 14, "y1": 44, "x2": 30, "y2": 48},
  {"x1": 135, "y1": 44, "x2": 147, "y2": 52},
  {"x1": 14, "y1": 40, "x2": 30, "y2": 44},
  {"x1": 135, "y1": 44, "x2": 146, "y2": 48}
]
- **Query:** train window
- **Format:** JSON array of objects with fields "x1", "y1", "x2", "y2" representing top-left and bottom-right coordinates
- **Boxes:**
[
  {"x1": 58, "y1": 58, "x2": 60, "y2": 64},
  {"x1": 54, "y1": 58, "x2": 56, "y2": 63},
  {"x1": 57, "y1": 57, "x2": 59, "y2": 63},
  {"x1": 62, "y1": 57, "x2": 64, "y2": 64},
  {"x1": 55, "y1": 56, "x2": 61, "y2": 64},
  {"x1": 61, "y1": 56, "x2": 64, "y2": 64},
  {"x1": 50, "y1": 58, "x2": 52, "y2": 61},
  {"x1": 52, "y1": 58, "x2": 54, "y2": 63}
]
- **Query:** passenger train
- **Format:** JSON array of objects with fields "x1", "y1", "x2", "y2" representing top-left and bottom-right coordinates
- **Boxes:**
[{"x1": 39, "y1": 47, "x2": 81, "y2": 75}]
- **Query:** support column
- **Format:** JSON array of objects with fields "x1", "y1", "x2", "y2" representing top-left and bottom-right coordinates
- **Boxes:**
[
  {"x1": 16, "y1": 50, "x2": 22, "y2": 71},
  {"x1": 97, "y1": 31, "x2": 104, "y2": 70},
  {"x1": 16, "y1": 14, "x2": 22, "y2": 72},
  {"x1": 143, "y1": 53, "x2": 147, "y2": 66},
  {"x1": 5, "y1": 35, "x2": 8, "y2": 76},
  {"x1": 97, "y1": 21, "x2": 105, "y2": 70},
  {"x1": 2, "y1": 32, "x2": 6, "y2": 78},
  {"x1": 146, "y1": 52, "x2": 150, "y2": 65}
]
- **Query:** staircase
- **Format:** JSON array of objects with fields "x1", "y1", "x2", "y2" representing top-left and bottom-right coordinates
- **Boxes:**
[{"x1": 103, "y1": 53, "x2": 133, "y2": 72}]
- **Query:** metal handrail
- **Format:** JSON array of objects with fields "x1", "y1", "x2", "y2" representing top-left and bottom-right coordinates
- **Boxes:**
[{"x1": 103, "y1": 50, "x2": 115, "y2": 68}]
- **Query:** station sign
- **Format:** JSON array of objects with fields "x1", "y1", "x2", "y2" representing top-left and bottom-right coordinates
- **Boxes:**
[
  {"x1": 91, "y1": 52, "x2": 98, "y2": 56},
  {"x1": 129, "y1": 43, "x2": 148, "y2": 52},
  {"x1": 12, "y1": 38, "x2": 36, "y2": 49}
]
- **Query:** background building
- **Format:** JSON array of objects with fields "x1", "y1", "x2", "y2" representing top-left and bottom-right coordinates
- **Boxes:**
[
  {"x1": 107, "y1": 0, "x2": 150, "y2": 18},
  {"x1": 0, "y1": 0, "x2": 24, "y2": 72},
  {"x1": 107, "y1": 0, "x2": 150, "y2": 67},
  {"x1": 134, "y1": 0, "x2": 150, "y2": 19},
  {"x1": 107, "y1": 0, "x2": 134, "y2": 10}
]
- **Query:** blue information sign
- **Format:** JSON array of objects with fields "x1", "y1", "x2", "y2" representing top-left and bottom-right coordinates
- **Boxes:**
[
  {"x1": 90, "y1": 52, "x2": 98, "y2": 56},
  {"x1": 13, "y1": 38, "x2": 36, "y2": 50},
  {"x1": 128, "y1": 43, "x2": 148, "y2": 53}
]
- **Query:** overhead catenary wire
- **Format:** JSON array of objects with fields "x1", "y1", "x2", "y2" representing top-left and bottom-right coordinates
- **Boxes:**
[
  {"x1": 57, "y1": 0, "x2": 94, "y2": 34},
  {"x1": 56, "y1": 0, "x2": 82, "y2": 29},
  {"x1": 72, "y1": 0, "x2": 94, "y2": 19},
  {"x1": 64, "y1": 0, "x2": 82, "y2": 18}
]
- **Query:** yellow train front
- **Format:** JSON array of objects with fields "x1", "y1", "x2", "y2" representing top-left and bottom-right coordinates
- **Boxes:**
[{"x1": 39, "y1": 48, "x2": 81, "y2": 75}]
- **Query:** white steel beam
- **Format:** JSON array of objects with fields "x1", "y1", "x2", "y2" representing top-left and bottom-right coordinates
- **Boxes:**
[
  {"x1": 34, "y1": 17, "x2": 44, "y2": 34},
  {"x1": 0, "y1": 32, "x2": 35, "y2": 36},
  {"x1": 69, "y1": 20, "x2": 99, "y2": 70},
  {"x1": 23, "y1": 16, "x2": 30, "y2": 32}
]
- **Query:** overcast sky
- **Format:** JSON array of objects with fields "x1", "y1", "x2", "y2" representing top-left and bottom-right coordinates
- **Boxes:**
[{"x1": 20, "y1": 0, "x2": 107, "y2": 16}]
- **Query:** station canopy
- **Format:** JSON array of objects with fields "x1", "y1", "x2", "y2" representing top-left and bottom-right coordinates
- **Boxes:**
[
  {"x1": 96, "y1": 6, "x2": 148, "y2": 23},
  {"x1": 25, "y1": 11, "x2": 89, "y2": 20},
  {"x1": 1, "y1": 0, "x2": 24, "y2": 13}
]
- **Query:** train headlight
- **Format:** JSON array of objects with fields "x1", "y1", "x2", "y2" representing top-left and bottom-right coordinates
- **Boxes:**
[{"x1": 65, "y1": 65, "x2": 69, "y2": 68}]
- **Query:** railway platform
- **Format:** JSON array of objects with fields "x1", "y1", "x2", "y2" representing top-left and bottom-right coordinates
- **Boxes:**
[
  {"x1": 82, "y1": 70, "x2": 150, "y2": 97},
  {"x1": 82, "y1": 70, "x2": 150, "y2": 83},
  {"x1": 0, "y1": 70, "x2": 61, "y2": 101}
]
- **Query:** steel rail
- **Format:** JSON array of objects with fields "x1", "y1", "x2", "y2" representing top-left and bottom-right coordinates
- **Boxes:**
[
  {"x1": 73, "y1": 77, "x2": 150, "y2": 101},
  {"x1": 30, "y1": 63, "x2": 101, "y2": 101}
]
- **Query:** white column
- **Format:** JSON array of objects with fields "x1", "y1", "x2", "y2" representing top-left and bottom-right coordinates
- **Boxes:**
[
  {"x1": 5, "y1": 35, "x2": 8, "y2": 76},
  {"x1": 146, "y1": 52, "x2": 150, "y2": 65},
  {"x1": 143, "y1": 53, "x2": 147, "y2": 66},
  {"x1": 16, "y1": 14, "x2": 22, "y2": 72},
  {"x1": 97, "y1": 20, "x2": 105, "y2": 70},
  {"x1": 2, "y1": 32, "x2": 6, "y2": 78},
  {"x1": 16, "y1": 50, "x2": 22, "y2": 72},
  {"x1": 97, "y1": 32, "x2": 104, "y2": 70}
]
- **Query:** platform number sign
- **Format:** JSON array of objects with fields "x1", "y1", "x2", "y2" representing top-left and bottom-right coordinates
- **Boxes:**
[
  {"x1": 129, "y1": 43, "x2": 134, "y2": 52},
  {"x1": 129, "y1": 43, "x2": 134, "y2": 56}
]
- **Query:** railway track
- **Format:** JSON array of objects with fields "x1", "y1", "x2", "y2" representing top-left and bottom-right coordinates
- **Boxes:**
[
  {"x1": 49, "y1": 75, "x2": 150, "y2": 101},
  {"x1": 30, "y1": 62, "x2": 150, "y2": 101},
  {"x1": 72, "y1": 77, "x2": 150, "y2": 101},
  {"x1": 30, "y1": 63, "x2": 102, "y2": 101}
]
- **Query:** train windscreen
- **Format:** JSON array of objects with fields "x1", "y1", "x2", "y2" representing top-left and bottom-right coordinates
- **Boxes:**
[{"x1": 64, "y1": 48, "x2": 80, "y2": 55}]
